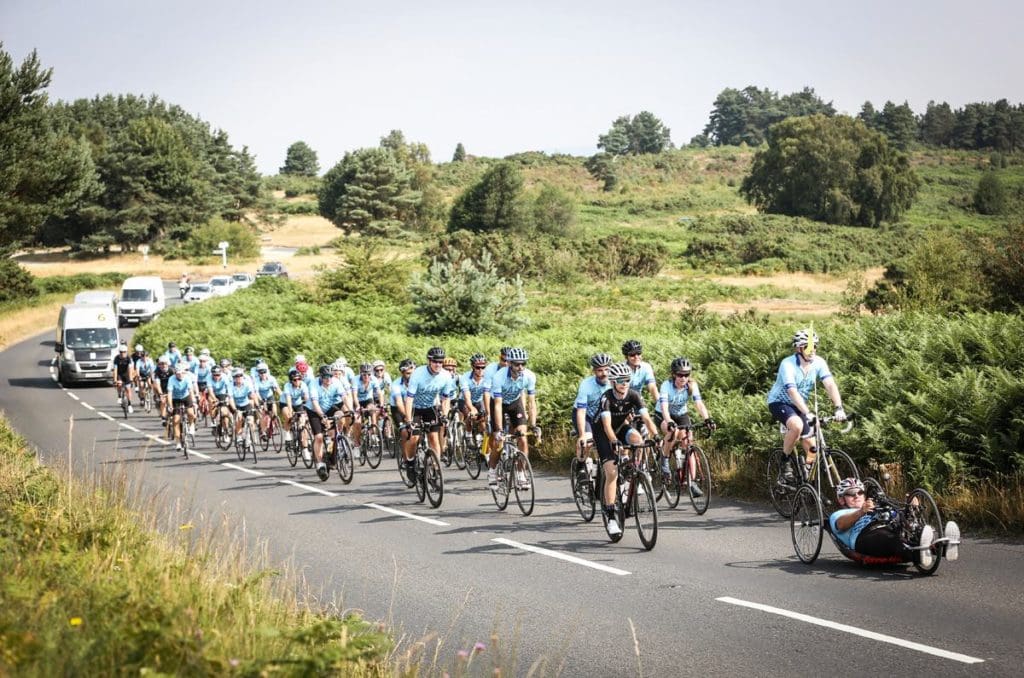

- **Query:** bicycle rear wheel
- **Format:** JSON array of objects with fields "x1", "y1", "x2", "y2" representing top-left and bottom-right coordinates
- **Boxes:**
[
  {"x1": 767, "y1": 448, "x2": 798, "y2": 518},
  {"x1": 791, "y1": 484, "x2": 823, "y2": 564},
  {"x1": 259, "y1": 414, "x2": 271, "y2": 452},
  {"x1": 821, "y1": 448, "x2": 859, "y2": 498},
  {"x1": 335, "y1": 435, "x2": 354, "y2": 484},
  {"x1": 424, "y1": 450, "x2": 444, "y2": 508},
  {"x1": 633, "y1": 473, "x2": 658, "y2": 551},
  {"x1": 687, "y1": 445, "x2": 712, "y2": 515},
  {"x1": 570, "y1": 457, "x2": 596, "y2": 522},
  {"x1": 491, "y1": 458, "x2": 510, "y2": 511},
  {"x1": 513, "y1": 452, "x2": 534, "y2": 516},
  {"x1": 465, "y1": 437, "x2": 483, "y2": 479},
  {"x1": 646, "y1": 447, "x2": 665, "y2": 503},
  {"x1": 365, "y1": 427, "x2": 383, "y2": 469},
  {"x1": 179, "y1": 416, "x2": 189, "y2": 460},
  {"x1": 908, "y1": 488, "x2": 943, "y2": 575}
]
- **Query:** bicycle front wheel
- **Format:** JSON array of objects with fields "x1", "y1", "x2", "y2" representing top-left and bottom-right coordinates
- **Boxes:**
[
  {"x1": 570, "y1": 457, "x2": 596, "y2": 522},
  {"x1": 791, "y1": 484, "x2": 823, "y2": 564},
  {"x1": 365, "y1": 428, "x2": 383, "y2": 469},
  {"x1": 300, "y1": 421, "x2": 314, "y2": 469},
  {"x1": 215, "y1": 417, "x2": 232, "y2": 451},
  {"x1": 513, "y1": 452, "x2": 534, "y2": 516},
  {"x1": 247, "y1": 419, "x2": 259, "y2": 464},
  {"x1": 664, "y1": 450, "x2": 682, "y2": 509},
  {"x1": 687, "y1": 445, "x2": 712, "y2": 515},
  {"x1": 633, "y1": 473, "x2": 658, "y2": 551},
  {"x1": 451, "y1": 420, "x2": 467, "y2": 470},
  {"x1": 491, "y1": 458, "x2": 510, "y2": 511},
  {"x1": 336, "y1": 435, "x2": 354, "y2": 484},
  {"x1": 179, "y1": 417, "x2": 190, "y2": 460},
  {"x1": 234, "y1": 422, "x2": 247, "y2": 461},
  {"x1": 601, "y1": 494, "x2": 625, "y2": 544},
  {"x1": 285, "y1": 426, "x2": 299, "y2": 467},
  {"x1": 424, "y1": 450, "x2": 444, "y2": 508},
  {"x1": 767, "y1": 448, "x2": 797, "y2": 518}
]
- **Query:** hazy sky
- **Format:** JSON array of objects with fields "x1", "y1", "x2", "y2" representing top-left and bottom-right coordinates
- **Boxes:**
[{"x1": 4, "y1": 0, "x2": 1021, "y2": 174}]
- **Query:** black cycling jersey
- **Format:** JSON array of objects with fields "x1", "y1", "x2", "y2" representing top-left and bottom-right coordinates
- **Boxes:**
[
  {"x1": 113, "y1": 354, "x2": 133, "y2": 377},
  {"x1": 154, "y1": 366, "x2": 172, "y2": 391},
  {"x1": 597, "y1": 388, "x2": 646, "y2": 434}
]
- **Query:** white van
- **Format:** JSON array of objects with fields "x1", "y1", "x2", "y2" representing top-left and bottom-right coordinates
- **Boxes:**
[
  {"x1": 73, "y1": 290, "x2": 119, "y2": 319},
  {"x1": 55, "y1": 303, "x2": 121, "y2": 385},
  {"x1": 118, "y1": 276, "x2": 166, "y2": 326}
]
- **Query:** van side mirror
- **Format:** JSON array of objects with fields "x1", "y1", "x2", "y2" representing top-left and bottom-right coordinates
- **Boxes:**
[{"x1": 55, "y1": 342, "x2": 64, "y2": 353}]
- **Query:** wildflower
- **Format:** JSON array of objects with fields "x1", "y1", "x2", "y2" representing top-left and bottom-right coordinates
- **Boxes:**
[
  {"x1": 473, "y1": 642, "x2": 486, "y2": 653},
  {"x1": 69, "y1": 617, "x2": 83, "y2": 626},
  {"x1": 457, "y1": 650, "x2": 469, "y2": 659},
  {"x1": 179, "y1": 522, "x2": 194, "y2": 530}
]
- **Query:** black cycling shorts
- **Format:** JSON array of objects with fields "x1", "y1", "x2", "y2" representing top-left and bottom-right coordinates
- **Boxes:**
[
  {"x1": 307, "y1": 406, "x2": 336, "y2": 435},
  {"x1": 854, "y1": 524, "x2": 904, "y2": 557},
  {"x1": 654, "y1": 412, "x2": 691, "y2": 430},
  {"x1": 500, "y1": 398, "x2": 527, "y2": 431},
  {"x1": 390, "y1": 405, "x2": 406, "y2": 425},
  {"x1": 171, "y1": 396, "x2": 194, "y2": 409},
  {"x1": 413, "y1": 406, "x2": 441, "y2": 432}
]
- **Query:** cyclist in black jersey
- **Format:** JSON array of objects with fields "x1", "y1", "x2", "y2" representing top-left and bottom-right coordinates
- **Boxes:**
[
  {"x1": 152, "y1": 355, "x2": 174, "y2": 424},
  {"x1": 112, "y1": 344, "x2": 136, "y2": 413},
  {"x1": 594, "y1": 362, "x2": 658, "y2": 536}
]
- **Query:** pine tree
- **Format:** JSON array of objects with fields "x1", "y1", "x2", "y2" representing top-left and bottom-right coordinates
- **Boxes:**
[
  {"x1": 452, "y1": 142, "x2": 466, "y2": 162},
  {"x1": 280, "y1": 141, "x2": 319, "y2": 176}
]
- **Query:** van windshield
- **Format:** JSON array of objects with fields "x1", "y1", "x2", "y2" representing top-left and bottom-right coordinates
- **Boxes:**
[
  {"x1": 65, "y1": 328, "x2": 118, "y2": 350},
  {"x1": 121, "y1": 289, "x2": 153, "y2": 302}
]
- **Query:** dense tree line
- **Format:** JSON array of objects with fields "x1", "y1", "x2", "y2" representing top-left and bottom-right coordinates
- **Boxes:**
[
  {"x1": 700, "y1": 86, "x2": 836, "y2": 147},
  {"x1": 859, "y1": 98, "x2": 1024, "y2": 152},
  {"x1": 1, "y1": 44, "x2": 264, "y2": 253}
]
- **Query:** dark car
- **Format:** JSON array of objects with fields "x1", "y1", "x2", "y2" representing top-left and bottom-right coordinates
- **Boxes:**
[{"x1": 256, "y1": 262, "x2": 288, "y2": 278}]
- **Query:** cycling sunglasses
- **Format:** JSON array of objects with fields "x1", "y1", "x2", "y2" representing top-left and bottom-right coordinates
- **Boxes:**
[
  {"x1": 511, "y1": 361, "x2": 526, "y2": 367},
  {"x1": 613, "y1": 377, "x2": 631, "y2": 384},
  {"x1": 674, "y1": 372, "x2": 691, "y2": 378},
  {"x1": 844, "y1": 490, "x2": 865, "y2": 498}
]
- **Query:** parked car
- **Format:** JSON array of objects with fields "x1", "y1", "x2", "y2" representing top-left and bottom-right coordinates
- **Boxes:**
[
  {"x1": 256, "y1": 261, "x2": 288, "y2": 278},
  {"x1": 231, "y1": 272, "x2": 254, "y2": 289},
  {"x1": 208, "y1": 275, "x2": 236, "y2": 297},
  {"x1": 183, "y1": 283, "x2": 214, "y2": 304}
]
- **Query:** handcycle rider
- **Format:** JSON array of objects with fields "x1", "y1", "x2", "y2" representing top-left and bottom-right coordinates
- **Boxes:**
[
  {"x1": 830, "y1": 478, "x2": 960, "y2": 569},
  {"x1": 594, "y1": 362, "x2": 659, "y2": 537}
]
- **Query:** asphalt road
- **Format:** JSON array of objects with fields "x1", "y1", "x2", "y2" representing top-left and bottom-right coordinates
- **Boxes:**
[{"x1": 2, "y1": 282, "x2": 1021, "y2": 675}]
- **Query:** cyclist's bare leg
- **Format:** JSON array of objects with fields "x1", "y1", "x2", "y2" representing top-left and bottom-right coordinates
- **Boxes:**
[
  {"x1": 313, "y1": 432, "x2": 324, "y2": 462},
  {"x1": 602, "y1": 458, "x2": 618, "y2": 506},
  {"x1": 783, "y1": 414, "x2": 803, "y2": 458},
  {"x1": 515, "y1": 424, "x2": 529, "y2": 457}
]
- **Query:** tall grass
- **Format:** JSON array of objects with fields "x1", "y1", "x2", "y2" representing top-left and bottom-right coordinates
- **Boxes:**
[{"x1": 0, "y1": 415, "x2": 391, "y2": 675}]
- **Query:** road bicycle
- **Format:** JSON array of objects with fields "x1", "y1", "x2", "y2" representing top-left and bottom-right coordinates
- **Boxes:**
[
  {"x1": 324, "y1": 413, "x2": 354, "y2": 484},
  {"x1": 597, "y1": 441, "x2": 659, "y2": 550},
  {"x1": 489, "y1": 430, "x2": 536, "y2": 516},
  {"x1": 659, "y1": 422, "x2": 716, "y2": 515},
  {"x1": 116, "y1": 379, "x2": 130, "y2": 419},
  {"x1": 400, "y1": 421, "x2": 443, "y2": 508},
  {"x1": 284, "y1": 410, "x2": 313, "y2": 468},
  {"x1": 445, "y1": 407, "x2": 468, "y2": 470},
  {"x1": 766, "y1": 408, "x2": 858, "y2": 518},
  {"x1": 790, "y1": 473, "x2": 959, "y2": 575},
  {"x1": 196, "y1": 388, "x2": 213, "y2": 429},
  {"x1": 353, "y1": 407, "x2": 383, "y2": 469},
  {"x1": 569, "y1": 439, "x2": 599, "y2": 523},
  {"x1": 233, "y1": 407, "x2": 259, "y2": 463},
  {"x1": 463, "y1": 413, "x2": 488, "y2": 480},
  {"x1": 138, "y1": 379, "x2": 153, "y2": 414},
  {"x1": 211, "y1": 400, "x2": 234, "y2": 451},
  {"x1": 258, "y1": 404, "x2": 284, "y2": 454},
  {"x1": 379, "y1": 414, "x2": 398, "y2": 459},
  {"x1": 170, "y1": 401, "x2": 195, "y2": 460}
]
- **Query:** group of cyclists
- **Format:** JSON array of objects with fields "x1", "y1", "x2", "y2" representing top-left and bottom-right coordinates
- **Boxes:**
[{"x1": 106, "y1": 327, "x2": 958, "y2": 565}]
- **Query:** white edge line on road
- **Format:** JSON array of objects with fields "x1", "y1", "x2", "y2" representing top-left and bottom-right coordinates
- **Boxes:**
[
  {"x1": 222, "y1": 462, "x2": 264, "y2": 477},
  {"x1": 66, "y1": 392, "x2": 80, "y2": 401},
  {"x1": 81, "y1": 402, "x2": 95, "y2": 411},
  {"x1": 716, "y1": 597, "x2": 984, "y2": 665},
  {"x1": 280, "y1": 478, "x2": 338, "y2": 498},
  {"x1": 145, "y1": 434, "x2": 169, "y2": 445},
  {"x1": 492, "y1": 537, "x2": 631, "y2": 576},
  {"x1": 98, "y1": 412, "x2": 114, "y2": 421},
  {"x1": 189, "y1": 450, "x2": 211, "y2": 460},
  {"x1": 120, "y1": 423, "x2": 141, "y2": 434},
  {"x1": 364, "y1": 502, "x2": 450, "y2": 527}
]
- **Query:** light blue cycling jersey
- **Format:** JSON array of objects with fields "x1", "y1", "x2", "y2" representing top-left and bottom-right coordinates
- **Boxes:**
[
  {"x1": 135, "y1": 357, "x2": 155, "y2": 377},
  {"x1": 487, "y1": 366, "x2": 536, "y2": 404},
  {"x1": 331, "y1": 375, "x2": 352, "y2": 406},
  {"x1": 279, "y1": 380, "x2": 310, "y2": 407},
  {"x1": 301, "y1": 371, "x2": 318, "y2": 396},
  {"x1": 482, "y1": 362, "x2": 502, "y2": 391},
  {"x1": 230, "y1": 380, "x2": 254, "y2": 407},
  {"x1": 766, "y1": 354, "x2": 833, "y2": 405},
  {"x1": 166, "y1": 372, "x2": 194, "y2": 400},
  {"x1": 575, "y1": 375, "x2": 611, "y2": 421},
  {"x1": 355, "y1": 376, "x2": 381, "y2": 403},
  {"x1": 254, "y1": 374, "x2": 279, "y2": 401},
  {"x1": 658, "y1": 379, "x2": 702, "y2": 416},
  {"x1": 308, "y1": 379, "x2": 343, "y2": 412},
  {"x1": 195, "y1": 362, "x2": 212, "y2": 385},
  {"x1": 461, "y1": 370, "x2": 488, "y2": 404},
  {"x1": 829, "y1": 508, "x2": 872, "y2": 550},
  {"x1": 405, "y1": 366, "x2": 455, "y2": 409},
  {"x1": 389, "y1": 379, "x2": 409, "y2": 406},
  {"x1": 376, "y1": 371, "x2": 393, "y2": 390},
  {"x1": 161, "y1": 350, "x2": 181, "y2": 368},
  {"x1": 209, "y1": 376, "x2": 229, "y2": 397},
  {"x1": 629, "y1": 360, "x2": 657, "y2": 392},
  {"x1": 180, "y1": 356, "x2": 198, "y2": 373}
]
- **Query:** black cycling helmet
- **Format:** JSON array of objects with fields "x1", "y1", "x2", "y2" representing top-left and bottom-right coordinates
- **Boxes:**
[
  {"x1": 168, "y1": 341, "x2": 177, "y2": 349},
  {"x1": 506, "y1": 347, "x2": 528, "y2": 363},
  {"x1": 318, "y1": 365, "x2": 332, "y2": 378},
  {"x1": 670, "y1": 357, "x2": 692, "y2": 374},
  {"x1": 184, "y1": 345, "x2": 195, "y2": 355},
  {"x1": 500, "y1": 346, "x2": 512, "y2": 358},
  {"x1": 211, "y1": 366, "x2": 222, "y2": 376},
  {"x1": 590, "y1": 352, "x2": 613, "y2": 368},
  {"x1": 288, "y1": 368, "x2": 301, "y2": 380},
  {"x1": 399, "y1": 358, "x2": 415, "y2": 371},
  {"x1": 426, "y1": 346, "x2": 446, "y2": 361},
  {"x1": 470, "y1": 353, "x2": 487, "y2": 367},
  {"x1": 621, "y1": 339, "x2": 643, "y2": 355},
  {"x1": 359, "y1": 362, "x2": 372, "y2": 374}
]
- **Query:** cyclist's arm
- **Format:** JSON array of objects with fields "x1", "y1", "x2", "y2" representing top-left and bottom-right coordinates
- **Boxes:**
[
  {"x1": 639, "y1": 409, "x2": 657, "y2": 438},
  {"x1": 491, "y1": 395, "x2": 503, "y2": 432},
  {"x1": 834, "y1": 501, "x2": 874, "y2": 531},
  {"x1": 599, "y1": 411, "x2": 617, "y2": 440},
  {"x1": 646, "y1": 381, "x2": 659, "y2": 404},
  {"x1": 785, "y1": 386, "x2": 810, "y2": 416},
  {"x1": 527, "y1": 393, "x2": 537, "y2": 429},
  {"x1": 823, "y1": 378, "x2": 843, "y2": 411}
]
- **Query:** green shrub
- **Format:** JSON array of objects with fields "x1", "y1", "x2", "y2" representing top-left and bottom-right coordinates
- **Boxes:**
[
  {"x1": 34, "y1": 272, "x2": 127, "y2": 295},
  {"x1": 583, "y1": 234, "x2": 666, "y2": 278},
  {"x1": 532, "y1": 184, "x2": 577, "y2": 236},
  {"x1": 408, "y1": 253, "x2": 526, "y2": 336},
  {"x1": 974, "y1": 171, "x2": 1006, "y2": 215},
  {"x1": 0, "y1": 259, "x2": 39, "y2": 304},
  {"x1": 276, "y1": 200, "x2": 319, "y2": 215},
  {"x1": 315, "y1": 243, "x2": 407, "y2": 304},
  {"x1": 181, "y1": 217, "x2": 261, "y2": 261}
]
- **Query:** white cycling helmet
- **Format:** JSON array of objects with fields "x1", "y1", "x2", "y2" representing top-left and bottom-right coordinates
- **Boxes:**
[
  {"x1": 608, "y1": 362, "x2": 632, "y2": 381},
  {"x1": 336, "y1": 355, "x2": 348, "y2": 367},
  {"x1": 372, "y1": 359, "x2": 385, "y2": 368},
  {"x1": 134, "y1": 344, "x2": 143, "y2": 352},
  {"x1": 836, "y1": 477, "x2": 865, "y2": 499}
]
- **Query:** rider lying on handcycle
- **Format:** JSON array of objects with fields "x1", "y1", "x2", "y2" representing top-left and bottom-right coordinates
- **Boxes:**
[{"x1": 829, "y1": 478, "x2": 960, "y2": 569}]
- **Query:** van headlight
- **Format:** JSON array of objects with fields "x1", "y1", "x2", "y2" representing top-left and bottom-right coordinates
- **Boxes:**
[{"x1": 64, "y1": 348, "x2": 75, "y2": 361}]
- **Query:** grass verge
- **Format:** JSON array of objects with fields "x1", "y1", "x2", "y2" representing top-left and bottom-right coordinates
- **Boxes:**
[{"x1": 0, "y1": 415, "x2": 392, "y2": 675}]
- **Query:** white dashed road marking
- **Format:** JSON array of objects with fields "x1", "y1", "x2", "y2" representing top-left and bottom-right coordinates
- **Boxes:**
[
  {"x1": 491, "y1": 537, "x2": 631, "y2": 576},
  {"x1": 364, "y1": 502, "x2": 449, "y2": 527}
]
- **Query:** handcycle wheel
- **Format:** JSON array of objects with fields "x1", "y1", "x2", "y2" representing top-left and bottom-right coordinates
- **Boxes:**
[
  {"x1": 634, "y1": 472, "x2": 658, "y2": 551},
  {"x1": 821, "y1": 448, "x2": 859, "y2": 510},
  {"x1": 335, "y1": 434, "x2": 354, "y2": 484},
  {"x1": 491, "y1": 457, "x2": 510, "y2": 511},
  {"x1": 687, "y1": 444, "x2": 712, "y2": 515},
  {"x1": 664, "y1": 448, "x2": 682, "y2": 509},
  {"x1": 767, "y1": 448, "x2": 797, "y2": 518},
  {"x1": 365, "y1": 428, "x2": 383, "y2": 469},
  {"x1": 424, "y1": 449, "x2": 444, "y2": 508},
  {"x1": 570, "y1": 457, "x2": 596, "y2": 522},
  {"x1": 513, "y1": 452, "x2": 534, "y2": 516},
  {"x1": 790, "y1": 484, "x2": 823, "y2": 564},
  {"x1": 908, "y1": 488, "x2": 943, "y2": 575}
]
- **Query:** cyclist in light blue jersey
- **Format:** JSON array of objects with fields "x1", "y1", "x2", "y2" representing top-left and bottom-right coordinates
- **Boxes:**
[
  {"x1": 308, "y1": 365, "x2": 344, "y2": 480},
  {"x1": 253, "y1": 362, "x2": 280, "y2": 437},
  {"x1": 165, "y1": 362, "x2": 198, "y2": 452},
  {"x1": 194, "y1": 354, "x2": 213, "y2": 391},
  {"x1": 621, "y1": 339, "x2": 659, "y2": 404},
  {"x1": 403, "y1": 347, "x2": 456, "y2": 472},
  {"x1": 372, "y1": 360, "x2": 391, "y2": 391},
  {"x1": 767, "y1": 328, "x2": 846, "y2": 470},
  {"x1": 658, "y1": 357, "x2": 716, "y2": 490},
  {"x1": 180, "y1": 346, "x2": 199, "y2": 374},
  {"x1": 351, "y1": 363, "x2": 383, "y2": 455},
  {"x1": 461, "y1": 353, "x2": 490, "y2": 443},
  {"x1": 279, "y1": 367, "x2": 311, "y2": 447},
  {"x1": 574, "y1": 353, "x2": 613, "y2": 450},
  {"x1": 488, "y1": 347, "x2": 539, "y2": 489},
  {"x1": 162, "y1": 341, "x2": 182, "y2": 368},
  {"x1": 134, "y1": 351, "x2": 155, "y2": 381},
  {"x1": 390, "y1": 358, "x2": 415, "y2": 459},
  {"x1": 228, "y1": 367, "x2": 259, "y2": 446}
]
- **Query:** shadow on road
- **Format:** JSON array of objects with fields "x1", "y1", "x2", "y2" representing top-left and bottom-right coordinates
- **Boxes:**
[
  {"x1": 8, "y1": 376, "x2": 60, "y2": 389},
  {"x1": 724, "y1": 556, "x2": 920, "y2": 582}
]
